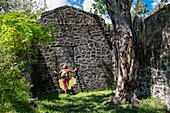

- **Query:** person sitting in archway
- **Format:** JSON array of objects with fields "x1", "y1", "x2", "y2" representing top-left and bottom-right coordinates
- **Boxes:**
[{"x1": 54, "y1": 64, "x2": 77, "y2": 96}]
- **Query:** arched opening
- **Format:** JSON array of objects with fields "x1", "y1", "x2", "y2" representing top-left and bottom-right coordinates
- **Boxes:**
[{"x1": 51, "y1": 45, "x2": 81, "y2": 94}]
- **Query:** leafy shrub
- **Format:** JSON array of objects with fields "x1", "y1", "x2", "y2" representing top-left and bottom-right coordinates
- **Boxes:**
[{"x1": 0, "y1": 12, "x2": 54, "y2": 112}]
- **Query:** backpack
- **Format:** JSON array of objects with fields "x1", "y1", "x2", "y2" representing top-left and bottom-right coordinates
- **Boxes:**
[{"x1": 60, "y1": 70, "x2": 68, "y2": 80}]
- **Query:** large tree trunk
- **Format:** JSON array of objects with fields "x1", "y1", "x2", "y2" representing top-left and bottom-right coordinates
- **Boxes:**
[{"x1": 104, "y1": 0, "x2": 139, "y2": 105}]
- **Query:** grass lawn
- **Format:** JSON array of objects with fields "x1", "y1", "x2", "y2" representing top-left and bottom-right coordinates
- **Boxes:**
[{"x1": 11, "y1": 89, "x2": 168, "y2": 113}]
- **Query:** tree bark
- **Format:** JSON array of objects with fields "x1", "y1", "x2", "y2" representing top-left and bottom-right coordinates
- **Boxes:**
[{"x1": 104, "y1": 0, "x2": 139, "y2": 105}]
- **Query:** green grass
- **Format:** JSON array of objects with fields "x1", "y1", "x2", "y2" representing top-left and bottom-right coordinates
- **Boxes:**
[{"x1": 7, "y1": 90, "x2": 168, "y2": 113}]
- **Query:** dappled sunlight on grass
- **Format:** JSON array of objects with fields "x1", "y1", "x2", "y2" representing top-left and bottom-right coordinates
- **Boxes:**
[
  {"x1": 11, "y1": 90, "x2": 168, "y2": 113},
  {"x1": 36, "y1": 90, "x2": 113, "y2": 113}
]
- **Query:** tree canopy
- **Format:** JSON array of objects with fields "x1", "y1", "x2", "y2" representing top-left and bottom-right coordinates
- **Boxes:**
[
  {"x1": 92, "y1": 0, "x2": 148, "y2": 22},
  {"x1": 0, "y1": 0, "x2": 46, "y2": 14}
]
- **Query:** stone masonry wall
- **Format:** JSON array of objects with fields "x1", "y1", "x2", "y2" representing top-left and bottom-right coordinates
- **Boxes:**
[
  {"x1": 30, "y1": 4, "x2": 170, "y2": 110},
  {"x1": 31, "y1": 6, "x2": 115, "y2": 94},
  {"x1": 138, "y1": 4, "x2": 170, "y2": 110}
]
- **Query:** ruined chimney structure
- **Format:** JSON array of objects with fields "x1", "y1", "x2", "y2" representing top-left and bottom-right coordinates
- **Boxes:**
[{"x1": 30, "y1": 5, "x2": 170, "y2": 109}]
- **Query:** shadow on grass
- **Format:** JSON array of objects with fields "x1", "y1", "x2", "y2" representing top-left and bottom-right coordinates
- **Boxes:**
[
  {"x1": 40, "y1": 92, "x2": 167, "y2": 113},
  {"x1": 13, "y1": 91, "x2": 167, "y2": 113},
  {"x1": 13, "y1": 102, "x2": 37, "y2": 113},
  {"x1": 41, "y1": 92, "x2": 112, "y2": 112},
  {"x1": 35, "y1": 91, "x2": 60, "y2": 101}
]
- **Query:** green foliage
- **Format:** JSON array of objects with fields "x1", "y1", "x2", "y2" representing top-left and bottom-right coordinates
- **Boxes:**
[
  {"x1": 0, "y1": 12, "x2": 54, "y2": 112},
  {"x1": 0, "y1": 0, "x2": 12, "y2": 13},
  {"x1": 91, "y1": 0, "x2": 107, "y2": 16},
  {"x1": 91, "y1": 0, "x2": 148, "y2": 23},
  {"x1": 131, "y1": 0, "x2": 148, "y2": 20},
  {"x1": 0, "y1": 0, "x2": 47, "y2": 14}
]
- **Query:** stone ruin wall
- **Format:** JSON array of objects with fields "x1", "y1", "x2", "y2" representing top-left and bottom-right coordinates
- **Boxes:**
[
  {"x1": 31, "y1": 6, "x2": 116, "y2": 94},
  {"x1": 30, "y1": 4, "x2": 170, "y2": 109},
  {"x1": 138, "y1": 4, "x2": 170, "y2": 109}
]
